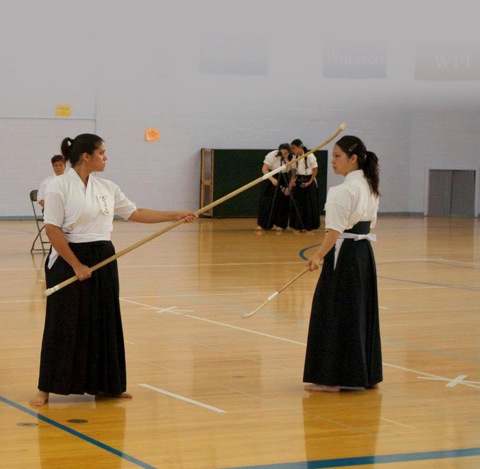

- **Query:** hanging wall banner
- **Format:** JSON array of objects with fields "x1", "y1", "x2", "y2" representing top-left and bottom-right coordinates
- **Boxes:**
[
  {"x1": 323, "y1": 39, "x2": 387, "y2": 79},
  {"x1": 414, "y1": 42, "x2": 480, "y2": 81}
]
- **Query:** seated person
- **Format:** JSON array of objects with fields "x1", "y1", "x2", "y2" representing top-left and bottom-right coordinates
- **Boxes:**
[{"x1": 37, "y1": 155, "x2": 67, "y2": 208}]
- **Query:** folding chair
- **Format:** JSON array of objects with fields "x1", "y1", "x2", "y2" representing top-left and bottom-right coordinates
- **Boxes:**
[{"x1": 30, "y1": 189, "x2": 50, "y2": 255}]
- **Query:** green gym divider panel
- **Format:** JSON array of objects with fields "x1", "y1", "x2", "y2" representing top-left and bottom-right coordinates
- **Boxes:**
[{"x1": 200, "y1": 148, "x2": 328, "y2": 218}]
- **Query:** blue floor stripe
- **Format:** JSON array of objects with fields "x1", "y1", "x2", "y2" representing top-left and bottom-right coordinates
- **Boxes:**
[
  {"x1": 0, "y1": 395, "x2": 157, "y2": 469},
  {"x1": 223, "y1": 447, "x2": 480, "y2": 469},
  {"x1": 299, "y1": 244, "x2": 320, "y2": 260}
]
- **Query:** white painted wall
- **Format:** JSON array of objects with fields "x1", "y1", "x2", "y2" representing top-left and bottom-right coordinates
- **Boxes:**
[{"x1": 1, "y1": 0, "x2": 478, "y2": 217}]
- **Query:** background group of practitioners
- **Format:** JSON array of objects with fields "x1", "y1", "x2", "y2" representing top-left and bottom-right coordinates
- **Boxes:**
[
  {"x1": 30, "y1": 132, "x2": 382, "y2": 406},
  {"x1": 256, "y1": 139, "x2": 321, "y2": 233}
]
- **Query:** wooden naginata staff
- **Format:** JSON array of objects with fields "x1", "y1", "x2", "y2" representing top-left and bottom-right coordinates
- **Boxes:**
[
  {"x1": 44, "y1": 123, "x2": 346, "y2": 297},
  {"x1": 242, "y1": 266, "x2": 311, "y2": 319}
]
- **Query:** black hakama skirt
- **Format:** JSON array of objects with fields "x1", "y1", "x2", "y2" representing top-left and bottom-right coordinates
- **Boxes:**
[
  {"x1": 289, "y1": 176, "x2": 320, "y2": 231},
  {"x1": 38, "y1": 241, "x2": 127, "y2": 396},
  {"x1": 303, "y1": 221, "x2": 383, "y2": 388},
  {"x1": 256, "y1": 173, "x2": 290, "y2": 230}
]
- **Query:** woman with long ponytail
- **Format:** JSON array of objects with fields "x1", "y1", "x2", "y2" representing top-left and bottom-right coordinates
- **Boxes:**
[
  {"x1": 303, "y1": 135, "x2": 383, "y2": 392},
  {"x1": 288, "y1": 138, "x2": 321, "y2": 232},
  {"x1": 30, "y1": 134, "x2": 197, "y2": 406},
  {"x1": 255, "y1": 143, "x2": 294, "y2": 231}
]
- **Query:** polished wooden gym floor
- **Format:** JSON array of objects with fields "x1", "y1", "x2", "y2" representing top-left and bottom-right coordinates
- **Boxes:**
[{"x1": 0, "y1": 216, "x2": 479, "y2": 469}]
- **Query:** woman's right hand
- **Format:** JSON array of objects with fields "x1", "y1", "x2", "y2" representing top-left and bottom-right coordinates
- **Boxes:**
[
  {"x1": 74, "y1": 264, "x2": 92, "y2": 281},
  {"x1": 270, "y1": 178, "x2": 278, "y2": 186}
]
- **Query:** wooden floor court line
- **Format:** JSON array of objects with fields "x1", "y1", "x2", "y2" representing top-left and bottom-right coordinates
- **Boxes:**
[{"x1": 139, "y1": 384, "x2": 226, "y2": 413}]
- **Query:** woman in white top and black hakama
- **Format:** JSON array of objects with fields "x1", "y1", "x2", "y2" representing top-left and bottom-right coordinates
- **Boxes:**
[
  {"x1": 288, "y1": 139, "x2": 320, "y2": 232},
  {"x1": 30, "y1": 134, "x2": 197, "y2": 406},
  {"x1": 255, "y1": 143, "x2": 293, "y2": 231},
  {"x1": 303, "y1": 135, "x2": 382, "y2": 393}
]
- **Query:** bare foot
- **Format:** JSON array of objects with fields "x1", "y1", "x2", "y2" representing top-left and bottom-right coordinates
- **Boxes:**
[
  {"x1": 367, "y1": 383, "x2": 379, "y2": 389},
  {"x1": 30, "y1": 391, "x2": 49, "y2": 406},
  {"x1": 254, "y1": 226, "x2": 263, "y2": 231},
  {"x1": 96, "y1": 391, "x2": 133, "y2": 399},
  {"x1": 304, "y1": 384, "x2": 340, "y2": 393}
]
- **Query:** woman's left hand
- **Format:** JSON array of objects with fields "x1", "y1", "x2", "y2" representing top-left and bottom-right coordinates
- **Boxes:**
[
  {"x1": 179, "y1": 211, "x2": 198, "y2": 223},
  {"x1": 307, "y1": 254, "x2": 322, "y2": 271}
]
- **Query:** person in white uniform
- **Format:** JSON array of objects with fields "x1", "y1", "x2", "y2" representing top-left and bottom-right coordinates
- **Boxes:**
[
  {"x1": 37, "y1": 154, "x2": 67, "y2": 208},
  {"x1": 30, "y1": 133, "x2": 197, "y2": 406},
  {"x1": 288, "y1": 139, "x2": 320, "y2": 232},
  {"x1": 255, "y1": 143, "x2": 294, "y2": 231},
  {"x1": 303, "y1": 135, "x2": 383, "y2": 392}
]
